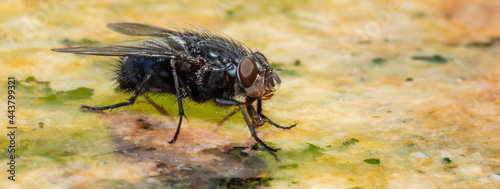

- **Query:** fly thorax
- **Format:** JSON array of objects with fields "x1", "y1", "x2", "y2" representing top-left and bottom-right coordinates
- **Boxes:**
[{"x1": 202, "y1": 67, "x2": 230, "y2": 88}]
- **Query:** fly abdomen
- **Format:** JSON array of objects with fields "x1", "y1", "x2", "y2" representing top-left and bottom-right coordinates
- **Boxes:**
[
  {"x1": 118, "y1": 56, "x2": 175, "y2": 93},
  {"x1": 117, "y1": 56, "x2": 139, "y2": 91}
]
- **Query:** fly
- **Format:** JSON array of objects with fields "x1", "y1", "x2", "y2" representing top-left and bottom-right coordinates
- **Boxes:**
[{"x1": 52, "y1": 23, "x2": 296, "y2": 158}]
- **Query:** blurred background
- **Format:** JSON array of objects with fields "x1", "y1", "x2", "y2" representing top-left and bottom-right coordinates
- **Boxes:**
[{"x1": 1, "y1": 0, "x2": 500, "y2": 188}]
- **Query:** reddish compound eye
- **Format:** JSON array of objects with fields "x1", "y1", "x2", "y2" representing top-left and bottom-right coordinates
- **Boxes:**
[{"x1": 238, "y1": 57, "x2": 258, "y2": 88}]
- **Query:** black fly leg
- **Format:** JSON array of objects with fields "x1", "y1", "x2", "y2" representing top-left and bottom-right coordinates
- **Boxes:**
[
  {"x1": 81, "y1": 75, "x2": 151, "y2": 111},
  {"x1": 257, "y1": 99, "x2": 297, "y2": 129},
  {"x1": 169, "y1": 69, "x2": 185, "y2": 144},
  {"x1": 246, "y1": 101, "x2": 265, "y2": 128},
  {"x1": 81, "y1": 91, "x2": 141, "y2": 111},
  {"x1": 215, "y1": 98, "x2": 280, "y2": 155}
]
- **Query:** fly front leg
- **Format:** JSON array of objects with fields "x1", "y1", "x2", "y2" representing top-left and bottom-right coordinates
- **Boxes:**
[
  {"x1": 257, "y1": 99, "x2": 297, "y2": 129},
  {"x1": 215, "y1": 98, "x2": 279, "y2": 153},
  {"x1": 246, "y1": 99, "x2": 265, "y2": 128}
]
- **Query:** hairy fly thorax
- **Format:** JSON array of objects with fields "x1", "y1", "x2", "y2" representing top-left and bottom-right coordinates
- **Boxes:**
[
  {"x1": 170, "y1": 27, "x2": 281, "y2": 101},
  {"x1": 52, "y1": 23, "x2": 295, "y2": 159}
]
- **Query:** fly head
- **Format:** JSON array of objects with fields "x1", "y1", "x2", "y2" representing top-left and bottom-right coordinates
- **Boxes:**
[{"x1": 237, "y1": 52, "x2": 281, "y2": 100}]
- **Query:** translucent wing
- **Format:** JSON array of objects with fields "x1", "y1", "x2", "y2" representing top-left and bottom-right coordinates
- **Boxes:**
[
  {"x1": 52, "y1": 37, "x2": 191, "y2": 59},
  {"x1": 106, "y1": 23, "x2": 178, "y2": 37}
]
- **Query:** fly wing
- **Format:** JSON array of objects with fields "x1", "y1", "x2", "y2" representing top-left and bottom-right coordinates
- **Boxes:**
[
  {"x1": 106, "y1": 23, "x2": 178, "y2": 37},
  {"x1": 52, "y1": 38, "x2": 192, "y2": 60}
]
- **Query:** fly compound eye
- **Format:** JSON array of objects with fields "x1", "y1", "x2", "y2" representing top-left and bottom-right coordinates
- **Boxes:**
[{"x1": 238, "y1": 57, "x2": 258, "y2": 88}]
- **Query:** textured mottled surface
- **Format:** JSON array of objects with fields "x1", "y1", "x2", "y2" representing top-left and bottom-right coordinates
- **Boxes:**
[{"x1": 1, "y1": 0, "x2": 500, "y2": 188}]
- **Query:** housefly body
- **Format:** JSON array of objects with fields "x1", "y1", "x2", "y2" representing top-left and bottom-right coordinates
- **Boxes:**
[{"x1": 52, "y1": 23, "x2": 296, "y2": 158}]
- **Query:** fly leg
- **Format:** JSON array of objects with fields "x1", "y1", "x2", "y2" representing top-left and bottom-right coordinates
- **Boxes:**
[
  {"x1": 216, "y1": 108, "x2": 239, "y2": 128},
  {"x1": 215, "y1": 98, "x2": 280, "y2": 161},
  {"x1": 257, "y1": 99, "x2": 297, "y2": 129},
  {"x1": 81, "y1": 75, "x2": 151, "y2": 111},
  {"x1": 81, "y1": 91, "x2": 141, "y2": 111},
  {"x1": 168, "y1": 69, "x2": 186, "y2": 144},
  {"x1": 246, "y1": 101, "x2": 266, "y2": 129}
]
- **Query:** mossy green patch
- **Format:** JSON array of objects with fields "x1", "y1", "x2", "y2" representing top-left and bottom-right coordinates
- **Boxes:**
[
  {"x1": 25, "y1": 76, "x2": 38, "y2": 82},
  {"x1": 372, "y1": 58, "x2": 386, "y2": 65},
  {"x1": 465, "y1": 38, "x2": 500, "y2": 48},
  {"x1": 1, "y1": 124, "x2": 113, "y2": 170},
  {"x1": 442, "y1": 157, "x2": 451, "y2": 164},
  {"x1": 14, "y1": 76, "x2": 53, "y2": 95},
  {"x1": 294, "y1": 59, "x2": 301, "y2": 66},
  {"x1": 14, "y1": 76, "x2": 94, "y2": 107},
  {"x1": 225, "y1": 9, "x2": 235, "y2": 17},
  {"x1": 342, "y1": 138, "x2": 359, "y2": 148},
  {"x1": 260, "y1": 143, "x2": 325, "y2": 167},
  {"x1": 303, "y1": 143, "x2": 324, "y2": 156},
  {"x1": 42, "y1": 87, "x2": 94, "y2": 101},
  {"x1": 364, "y1": 158, "x2": 380, "y2": 164},
  {"x1": 412, "y1": 55, "x2": 448, "y2": 64}
]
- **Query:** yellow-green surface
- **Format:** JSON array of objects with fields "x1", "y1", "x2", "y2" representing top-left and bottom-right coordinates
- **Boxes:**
[{"x1": 1, "y1": 0, "x2": 500, "y2": 188}]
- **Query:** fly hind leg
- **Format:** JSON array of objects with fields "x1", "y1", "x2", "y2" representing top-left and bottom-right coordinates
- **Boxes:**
[
  {"x1": 81, "y1": 75, "x2": 151, "y2": 111},
  {"x1": 81, "y1": 90, "x2": 141, "y2": 111}
]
